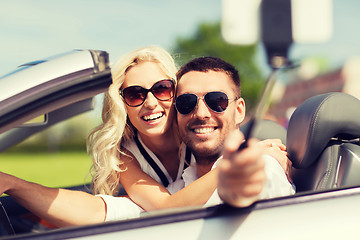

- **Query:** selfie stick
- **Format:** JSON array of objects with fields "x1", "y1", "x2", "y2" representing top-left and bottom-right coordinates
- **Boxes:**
[{"x1": 239, "y1": 0, "x2": 292, "y2": 150}]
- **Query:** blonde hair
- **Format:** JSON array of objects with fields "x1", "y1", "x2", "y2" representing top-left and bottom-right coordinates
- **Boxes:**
[{"x1": 87, "y1": 46, "x2": 178, "y2": 195}]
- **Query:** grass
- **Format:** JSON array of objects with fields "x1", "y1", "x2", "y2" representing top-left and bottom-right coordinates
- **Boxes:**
[{"x1": 0, "y1": 152, "x2": 93, "y2": 188}]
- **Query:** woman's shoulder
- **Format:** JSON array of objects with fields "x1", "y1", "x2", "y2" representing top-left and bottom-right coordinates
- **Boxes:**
[
  {"x1": 121, "y1": 138, "x2": 137, "y2": 153},
  {"x1": 120, "y1": 139, "x2": 148, "y2": 169},
  {"x1": 120, "y1": 145, "x2": 135, "y2": 162}
]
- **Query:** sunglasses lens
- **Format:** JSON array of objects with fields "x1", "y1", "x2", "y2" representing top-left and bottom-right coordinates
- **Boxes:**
[
  {"x1": 122, "y1": 86, "x2": 147, "y2": 106},
  {"x1": 152, "y1": 80, "x2": 175, "y2": 101},
  {"x1": 205, "y1": 92, "x2": 229, "y2": 112},
  {"x1": 175, "y1": 94, "x2": 198, "y2": 115},
  {"x1": 121, "y1": 80, "x2": 174, "y2": 107}
]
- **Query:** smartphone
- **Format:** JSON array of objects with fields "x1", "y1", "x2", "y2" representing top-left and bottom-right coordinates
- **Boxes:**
[{"x1": 222, "y1": 0, "x2": 333, "y2": 45}]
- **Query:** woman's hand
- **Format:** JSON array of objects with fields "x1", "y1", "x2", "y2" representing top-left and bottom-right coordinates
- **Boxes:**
[{"x1": 258, "y1": 139, "x2": 292, "y2": 183}]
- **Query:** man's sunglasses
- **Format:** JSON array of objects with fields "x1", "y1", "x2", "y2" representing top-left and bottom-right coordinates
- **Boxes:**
[
  {"x1": 175, "y1": 91, "x2": 238, "y2": 115},
  {"x1": 120, "y1": 79, "x2": 175, "y2": 107}
]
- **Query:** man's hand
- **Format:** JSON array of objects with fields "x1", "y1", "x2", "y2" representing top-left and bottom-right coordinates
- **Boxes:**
[
  {"x1": 258, "y1": 139, "x2": 292, "y2": 183},
  {"x1": 218, "y1": 131, "x2": 266, "y2": 207}
]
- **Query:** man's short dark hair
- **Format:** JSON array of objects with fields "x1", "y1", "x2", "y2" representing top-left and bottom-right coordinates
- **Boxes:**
[{"x1": 176, "y1": 57, "x2": 241, "y2": 96}]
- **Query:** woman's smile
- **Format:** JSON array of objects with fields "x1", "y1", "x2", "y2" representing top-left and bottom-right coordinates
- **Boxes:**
[{"x1": 141, "y1": 112, "x2": 165, "y2": 122}]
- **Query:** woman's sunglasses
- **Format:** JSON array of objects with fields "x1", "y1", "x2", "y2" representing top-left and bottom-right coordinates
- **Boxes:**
[
  {"x1": 175, "y1": 91, "x2": 238, "y2": 115},
  {"x1": 120, "y1": 79, "x2": 175, "y2": 107}
]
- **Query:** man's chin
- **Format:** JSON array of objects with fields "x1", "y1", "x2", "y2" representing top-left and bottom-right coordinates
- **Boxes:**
[{"x1": 189, "y1": 144, "x2": 222, "y2": 162}]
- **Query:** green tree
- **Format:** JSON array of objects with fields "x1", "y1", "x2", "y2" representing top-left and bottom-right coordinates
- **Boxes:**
[{"x1": 172, "y1": 21, "x2": 265, "y2": 112}]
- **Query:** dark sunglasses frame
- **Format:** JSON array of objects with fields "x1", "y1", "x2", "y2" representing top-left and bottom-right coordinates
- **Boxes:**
[
  {"x1": 175, "y1": 91, "x2": 239, "y2": 115},
  {"x1": 120, "y1": 79, "x2": 175, "y2": 107}
]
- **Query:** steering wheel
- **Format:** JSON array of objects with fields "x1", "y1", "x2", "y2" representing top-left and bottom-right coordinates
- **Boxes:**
[{"x1": 0, "y1": 200, "x2": 15, "y2": 236}]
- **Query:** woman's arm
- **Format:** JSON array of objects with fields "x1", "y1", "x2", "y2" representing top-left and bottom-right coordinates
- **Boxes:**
[
  {"x1": 120, "y1": 139, "x2": 290, "y2": 211},
  {"x1": 0, "y1": 172, "x2": 106, "y2": 227},
  {"x1": 119, "y1": 153, "x2": 218, "y2": 211}
]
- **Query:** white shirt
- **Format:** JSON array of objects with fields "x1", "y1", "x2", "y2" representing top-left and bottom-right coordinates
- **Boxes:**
[{"x1": 123, "y1": 134, "x2": 186, "y2": 193}]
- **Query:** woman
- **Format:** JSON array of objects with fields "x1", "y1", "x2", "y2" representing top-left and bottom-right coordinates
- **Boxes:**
[{"x1": 88, "y1": 46, "x2": 219, "y2": 214}]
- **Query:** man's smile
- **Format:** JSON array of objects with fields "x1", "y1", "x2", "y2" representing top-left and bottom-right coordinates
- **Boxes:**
[{"x1": 193, "y1": 127, "x2": 217, "y2": 134}]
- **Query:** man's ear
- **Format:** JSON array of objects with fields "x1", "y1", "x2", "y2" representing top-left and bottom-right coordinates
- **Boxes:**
[{"x1": 235, "y1": 97, "x2": 246, "y2": 125}]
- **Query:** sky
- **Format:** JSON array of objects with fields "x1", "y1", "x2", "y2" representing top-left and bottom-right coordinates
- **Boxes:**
[
  {"x1": 0, "y1": 0, "x2": 359, "y2": 77},
  {"x1": 0, "y1": 0, "x2": 221, "y2": 76},
  {"x1": 290, "y1": 0, "x2": 360, "y2": 69}
]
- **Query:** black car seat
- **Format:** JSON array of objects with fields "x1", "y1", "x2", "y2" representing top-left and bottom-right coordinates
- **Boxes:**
[
  {"x1": 240, "y1": 119, "x2": 287, "y2": 143},
  {"x1": 287, "y1": 92, "x2": 360, "y2": 192}
]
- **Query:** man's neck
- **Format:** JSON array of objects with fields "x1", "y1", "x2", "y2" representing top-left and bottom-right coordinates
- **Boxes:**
[
  {"x1": 195, "y1": 154, "x2": 221, "y2": 177},
  {"x1": 192, "y1": 151, "x2": 221, "y2": 177},
  {"x1": 196, "y1": 163, "x2": 214, "y2": 178}
]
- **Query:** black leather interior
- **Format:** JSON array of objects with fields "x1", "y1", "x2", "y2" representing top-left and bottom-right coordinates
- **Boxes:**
[
  {"x1": 240, "y1": 119, "x2": 287, "y2": 143},
  {"x1": 287, "y1": 92, "x2": 360, "y2": 192}
]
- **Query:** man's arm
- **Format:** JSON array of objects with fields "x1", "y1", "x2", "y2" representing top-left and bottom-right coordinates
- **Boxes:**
[{"x1": 217, "y1": 131, "x2": 267, "y2": 207}]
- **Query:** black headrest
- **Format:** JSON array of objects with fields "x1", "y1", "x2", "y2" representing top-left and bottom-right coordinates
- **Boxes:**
[
  {"x1": 287, "y1": 92, "x2": 360, "y2": 169},
  {"x1": 240, "y1": 119, "x2": 286, "y2": 144}
]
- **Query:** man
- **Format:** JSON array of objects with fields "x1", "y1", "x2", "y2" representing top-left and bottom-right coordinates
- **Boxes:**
[{"x1": 174, "y1": 57, "x2": 294, "y2": 207}]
